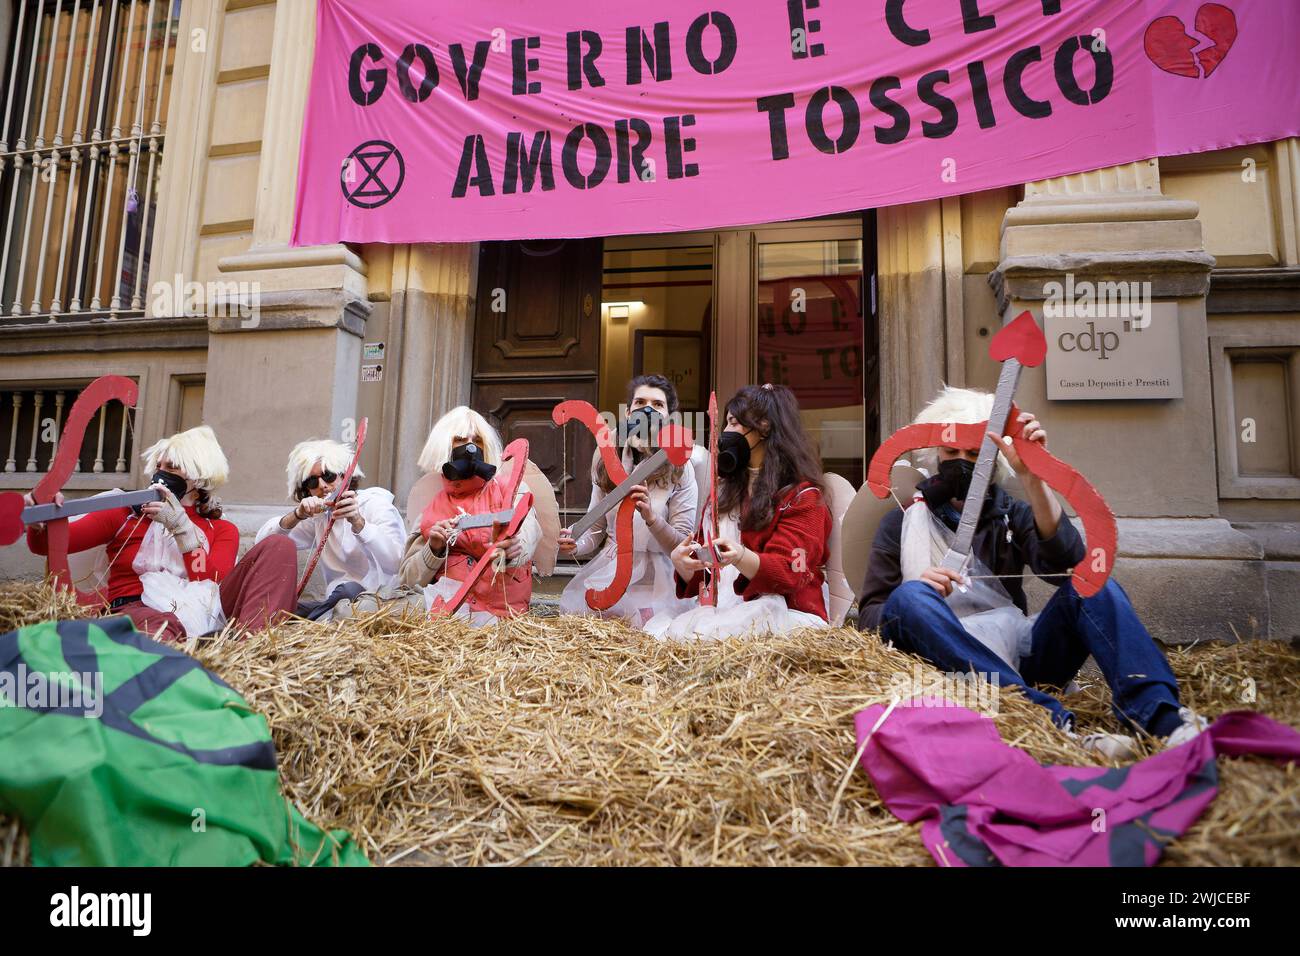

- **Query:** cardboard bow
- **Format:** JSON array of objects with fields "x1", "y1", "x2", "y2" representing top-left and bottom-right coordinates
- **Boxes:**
[
  {"x1": 866, "y1": 311, "x2": 1117, "y2": 597},
  {"x1": 0, "y1": 375, "x2": 141, "y2": 605},
  {"x1": 552, "y1": 401, "x2": 692, "y2": 611},
  {"x1": 295, "y1": 418, "x2": 368, "y2": 601},
  {"x1": 696, "y1": 391, "x2": 722, "y2": 606}
]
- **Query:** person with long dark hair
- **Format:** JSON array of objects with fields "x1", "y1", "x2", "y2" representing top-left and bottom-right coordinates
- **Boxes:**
[
  {"x1": 645, "y1": 383, "x2": 832, "y2": 639},
  {"x1": 558, "y1": 374, "x2": 699, "y2": 624}
]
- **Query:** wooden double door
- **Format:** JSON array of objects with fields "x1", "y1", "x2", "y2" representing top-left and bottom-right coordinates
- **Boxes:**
[{"x1": 471, "y1": 239, "x2": 602, "y2": 522}]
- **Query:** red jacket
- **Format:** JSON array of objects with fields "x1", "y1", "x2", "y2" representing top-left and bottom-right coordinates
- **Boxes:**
[
  {"x1": 27, "y1": 506, "x2": 239, "y2": 603},
  {"x1": 680, "y1": 482, "x2": 832, "y2": 619}
]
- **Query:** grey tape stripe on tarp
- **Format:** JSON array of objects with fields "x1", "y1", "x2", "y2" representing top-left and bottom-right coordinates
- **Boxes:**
[{"x1": 1, "y1": 616, "x2": 276, "y2": 771}]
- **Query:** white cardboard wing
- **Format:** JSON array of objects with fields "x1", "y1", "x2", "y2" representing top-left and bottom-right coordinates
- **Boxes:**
[
  {"x1": 522, "y1": 459, "x2": 560, "y2": 576},
  {"x1": 65, "y1": 489, "x2": 125, "y2": 594},
  {"x1": 404, "y1": 472, "x2": 444, "y2": 533},
  {"x1": 821, "y1": 472, "x2": 857, "y2": 626},
  {"x1": 690, "y1": 444, "x2": 710, "y2": 527},
  {"x1": 842, "y1": 463, "x2": 925, "y2": 602}
]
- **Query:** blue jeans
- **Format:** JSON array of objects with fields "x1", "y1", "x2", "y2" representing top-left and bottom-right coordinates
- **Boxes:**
[{"x1": 879, "y1": 578, "x2": 1183, "y2": 734}]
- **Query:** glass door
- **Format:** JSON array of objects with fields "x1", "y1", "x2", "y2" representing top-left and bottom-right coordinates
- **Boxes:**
[
  {"x1": 754, "y1": 221, "x2": 867, "y2": 487},
  {"x1": 604, "y1": 215, "x2": 873, "y2": 486}
]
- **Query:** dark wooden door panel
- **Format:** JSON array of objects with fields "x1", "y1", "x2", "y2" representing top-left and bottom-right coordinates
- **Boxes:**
[
  {"x1": 472, "y1": 238, "x2": 603, "y2": 518},
  {"x1": 475, "y1": 381, "x2": 598, "y2": 515},
  {"x1": 474, "y1": 239, "x2": 602, "y2": 375}
]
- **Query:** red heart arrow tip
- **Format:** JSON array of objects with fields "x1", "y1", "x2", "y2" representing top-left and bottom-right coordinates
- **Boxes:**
[
  {"x1": 658, "y1": 424, "x2": 694, "y2": 466},
  {"x1": 990, "y1": 310, "x2": 1047, "y2": 367}
]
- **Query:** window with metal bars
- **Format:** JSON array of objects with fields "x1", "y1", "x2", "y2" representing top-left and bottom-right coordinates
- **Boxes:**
[
  {"x1": 0, "y1": 0, "x2": 180, "y2": 323},
  {"x1": 0, "y1": 383, "x2": 136, "y2": 479}
]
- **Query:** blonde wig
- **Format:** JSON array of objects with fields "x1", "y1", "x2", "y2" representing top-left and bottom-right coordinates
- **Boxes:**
[
  {"x1": 285, "y1": 438, "x2": 365, "y2": 500},
  {"x1": 912, "y1": 386, "x2": 1013, "y2": 485},
  {"x1": 141, "y1": 425, "x2": 230, "y2": 490},
  {"x1": 417, "y1": 406, "x2": 503, "y2": 474}
]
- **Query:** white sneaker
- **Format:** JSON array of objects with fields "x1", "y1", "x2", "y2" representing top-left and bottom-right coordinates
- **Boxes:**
[
  {"x1": 1068, "y1": 728, "x2": 1137, "y2": 760},
  {"x1": 1164, "y1": 707, "x2": 1209, "y2": 748}
]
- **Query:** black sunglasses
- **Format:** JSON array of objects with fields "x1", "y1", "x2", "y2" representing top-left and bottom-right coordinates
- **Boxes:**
[{"x1": 302, "y1": 469, "x2": 338, "y2": 492}]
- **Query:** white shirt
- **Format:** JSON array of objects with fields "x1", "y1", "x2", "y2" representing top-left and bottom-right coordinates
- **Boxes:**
[{"x1": 256, "y1": 486, "x2": 406, "y2": 593}]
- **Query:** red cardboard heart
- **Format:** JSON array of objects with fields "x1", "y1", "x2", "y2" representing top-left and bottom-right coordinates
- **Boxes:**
[
  {"x1": 658, "y1": 423, "x2": 695, "y2": 467},
  {"x1": 989, "y1": 310, "x2": 1047, "y2": 368}
]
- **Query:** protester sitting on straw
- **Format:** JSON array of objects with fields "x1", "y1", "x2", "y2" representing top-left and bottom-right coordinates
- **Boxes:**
[
  {"x1": 24, "y1": 425, "x2": 297, "y2": 641},
  {"x1": 645, "y1": 383, "x2": 832, "y2": 640},
  {"x1": 390, "y1": 406, "x2": 540, "y2": 625},
  {"x1": 256, "y1": 438, "x2": 406, "y2": 621},
  {"x1": 559, "y1": 374, "x2": 699, "y2": 626},
  {"x1": 855, "y1": 385, "x2": 1208, "y2": 758}
]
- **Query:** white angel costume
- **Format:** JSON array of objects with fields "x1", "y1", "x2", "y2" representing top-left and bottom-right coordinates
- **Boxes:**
[
  {"x1": 135, "y1": 520, "x2": 225, "y2": 638},
  {"x1": 643, "y1": 509, "x2": 830, "y2": 641},
  {"x1": 560, "y1": 448, "x2": 698, "y2": 626},
  {"x1": 898, "y1": 500, "x2": 1035, "y2": 671}
]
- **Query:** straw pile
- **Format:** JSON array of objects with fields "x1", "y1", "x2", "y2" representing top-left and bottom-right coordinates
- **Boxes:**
[{"x1": 1, "y1": 580, "x2": 1297, "y2": 866}]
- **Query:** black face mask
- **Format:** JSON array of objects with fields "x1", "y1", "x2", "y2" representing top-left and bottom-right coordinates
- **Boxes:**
[
  {"x1": 137, "y1": 468, "x2": 190, "y2": 515},
  {"x1": 919, "y1": 458, "x2": 976, "y2": 510},
  {"x1": 442, "y1": 442, "x2": 497, "y2": 482},
  {"x1": 150, "y1": 469, "x2": 190, "y2": 501},
  {"x1": 717, "y1": 430, "x2": 752, "y2": 477},
  {"x1": 623, "y1": 406, "x2": 664, "y2": 450}
]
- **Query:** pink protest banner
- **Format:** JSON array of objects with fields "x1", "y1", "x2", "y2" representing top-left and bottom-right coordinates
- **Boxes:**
[{"x1": 292, "y1": 0, "x2": 1300, "y2": 245}]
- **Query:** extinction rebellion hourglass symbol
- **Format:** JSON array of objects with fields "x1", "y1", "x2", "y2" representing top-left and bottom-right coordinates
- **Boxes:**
[{"x1": 341, "y1": 140, "x2": 405, "y2": 208}]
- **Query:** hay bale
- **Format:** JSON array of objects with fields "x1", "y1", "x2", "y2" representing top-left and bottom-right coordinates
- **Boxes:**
[
  {"x1": 1, "y1": 580, "x2": 1297, "y2": 866},
  {"x1": 0, "y1": 580, "x2": 89, "y2": 634}
]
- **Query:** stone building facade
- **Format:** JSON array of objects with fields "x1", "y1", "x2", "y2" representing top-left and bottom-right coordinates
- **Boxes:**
[{"x1": 1, "y1": 0, "x2": 1297, "y2": 640}]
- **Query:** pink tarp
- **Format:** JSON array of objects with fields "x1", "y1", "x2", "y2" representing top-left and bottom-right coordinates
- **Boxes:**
[
  {"x1": 293, "y1": 1, "x2": 1300, "y2": 244},
  {"x1": 853, "y1": 703, "x2": 1300, "y2": 866}
]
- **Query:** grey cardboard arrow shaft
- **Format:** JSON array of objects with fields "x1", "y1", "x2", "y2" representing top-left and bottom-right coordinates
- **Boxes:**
[
  {"x1": 569, "y1": 448, "x2": 669, "y2": 541},
  {"x1": 21, "y1": 488, "x2": 163, "y2": 525}
]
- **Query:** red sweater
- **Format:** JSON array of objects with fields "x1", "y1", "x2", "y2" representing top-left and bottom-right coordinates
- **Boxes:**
[
  {"x1": 27, "y1": 506, "x2": 240, "y2": 603},
  {"x1": 680, "y1": 482, "x2": 832, "y2": 619}
]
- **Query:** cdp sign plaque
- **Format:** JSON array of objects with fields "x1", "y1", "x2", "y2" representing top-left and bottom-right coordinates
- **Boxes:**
[{"x1": 1044, "y1": 300, "x2": 1183, "y2": 401}]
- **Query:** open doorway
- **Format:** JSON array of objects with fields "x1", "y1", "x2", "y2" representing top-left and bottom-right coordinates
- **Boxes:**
[
  {"x1": 472, "y1": 214, "x2": 879, "y2": 524},
  {"x1": 602, "y1": 214, "x2": 876, "y2": 487}
]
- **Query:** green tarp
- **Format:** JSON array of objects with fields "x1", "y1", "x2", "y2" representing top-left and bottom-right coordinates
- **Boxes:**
[{"x1": 0, "y1": 615, "x2": 368, "y2": 866}]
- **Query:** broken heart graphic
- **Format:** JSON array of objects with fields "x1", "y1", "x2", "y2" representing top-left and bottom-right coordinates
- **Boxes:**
[{"x1": 1145, "y1": 3, "x2": 1238, "y2": 79}]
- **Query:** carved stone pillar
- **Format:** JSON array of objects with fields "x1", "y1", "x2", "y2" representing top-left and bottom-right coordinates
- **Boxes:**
[
  {"x1": 991, "y1": 159, "x2": 1217, "y2": 518},
  {"x1": 206, "y1": 0, "x2": 371, "y2": 504},
  {"x1": 877, "y1": 200, "x2": 949, "y2": 436},
  {"x1": 991, "y1": 160, "x2": 1271, "y2": 644},
  {"x1": 373, "y1": 243, "x2": 479, "y2": 506}
]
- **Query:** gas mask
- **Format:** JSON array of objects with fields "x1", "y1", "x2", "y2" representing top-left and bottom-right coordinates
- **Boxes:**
[
  {"x1": 136, "y1": 468, "x2": 190, "y2": 515},
  {"x1": 442, "y1": 442, "x2": 497, "y2": 482},
  {"x1": 149, "y1": 469, "x2": 190, "y2": 501},
  {"x1": 623, "y1": 406, "x2": 664, "y2": 456},
  {"x1": 919, "y1": 458, "x2": 976, "y2": 510},
  {"x1": 717, "y1": 430, "x2": 753, "y2": 478}
]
